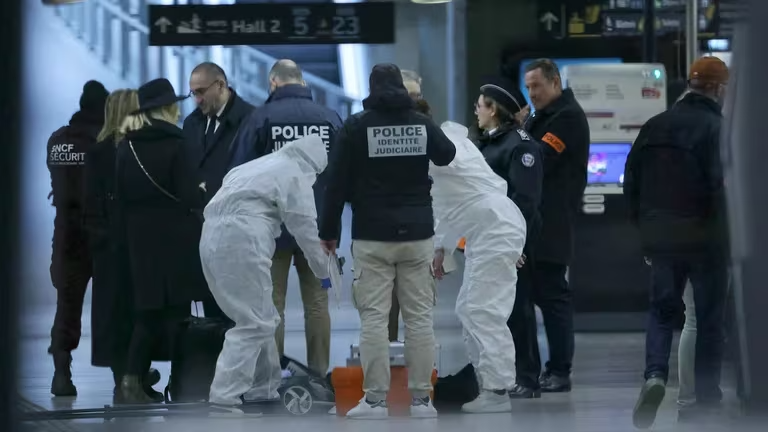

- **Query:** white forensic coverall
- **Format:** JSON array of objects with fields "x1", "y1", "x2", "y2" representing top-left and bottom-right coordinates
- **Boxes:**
[
  {"x1": 430, "y1": 121, "x2": 527, "y2": 392},
  {"x1": 200, "y1": 135, "x2": 330, "y2": 406}
]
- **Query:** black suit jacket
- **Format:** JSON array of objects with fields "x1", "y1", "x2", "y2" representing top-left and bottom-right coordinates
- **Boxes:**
[{"x1": 182, "y1": 89, "x2": 255, "y2": 203}]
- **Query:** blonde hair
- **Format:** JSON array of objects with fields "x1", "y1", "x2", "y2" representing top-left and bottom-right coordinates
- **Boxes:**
[
  {"x1": 120, "y1": 103, "x2": 181, "y2": 135},
  {"x1": 97, "y1": 89, "x2": 139, "y2": 144}
]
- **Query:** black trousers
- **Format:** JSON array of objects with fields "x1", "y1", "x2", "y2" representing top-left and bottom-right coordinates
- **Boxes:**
[
  {"x1": 49, "y1": 212, "x2": 92, "y2": 355},
  {"x1": 508, "y1": 261, "x2": 541, "y2": 388},
  {"x1": 126, "y1": 306, "x2": 189, "y2": 376},
  {"x1": 508, "y1": 259, "x2": 574, "y2": 382}
]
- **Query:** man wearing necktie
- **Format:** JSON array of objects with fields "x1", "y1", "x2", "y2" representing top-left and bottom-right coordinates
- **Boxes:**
[{"x1": 182, "y1": 62, "x2": 255, "y2": 320}]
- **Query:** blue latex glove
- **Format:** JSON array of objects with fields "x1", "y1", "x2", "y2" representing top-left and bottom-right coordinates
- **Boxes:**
[{"x1": 320, "y1": 278, "x2": 332, "y2": 290}]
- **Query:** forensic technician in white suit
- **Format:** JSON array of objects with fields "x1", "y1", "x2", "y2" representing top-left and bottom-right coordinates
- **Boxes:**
[
  {"x1": 199, "y1": 135, "x2": 330, "y2": 415},
  {"x1": 429, "y1": 118, "x2": 527, "y2": 414}
]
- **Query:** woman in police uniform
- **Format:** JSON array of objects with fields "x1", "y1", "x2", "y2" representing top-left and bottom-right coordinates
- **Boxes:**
[{"x1": 473, "y1": 78, "x2": 544, "y2": 399}]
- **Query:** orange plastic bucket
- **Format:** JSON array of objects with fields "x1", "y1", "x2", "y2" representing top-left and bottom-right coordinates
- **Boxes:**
[{"x1": 331, "y1": 366, "x2": 437, "y2": 416}]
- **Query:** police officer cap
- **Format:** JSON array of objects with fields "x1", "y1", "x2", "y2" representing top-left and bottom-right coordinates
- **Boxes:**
[{"x1": 479, "y1": 77, "x2": 525, "y2": 116}]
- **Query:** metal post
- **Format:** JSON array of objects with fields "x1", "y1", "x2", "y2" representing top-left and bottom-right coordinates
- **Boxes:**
[
  {"x1": 724, "y1": 0, "x2": 768, "y2": 414},
  {"x1": 685, "y1": 0, "x2": 699, "y2": 72},
  {"x1": 642, "y1": 0, "x2": 656, "y2": 62}
]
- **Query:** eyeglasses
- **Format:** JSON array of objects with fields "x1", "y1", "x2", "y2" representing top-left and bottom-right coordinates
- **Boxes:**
[{"x1": 189, "y1": 80, "x2": 220, "y2": 98}]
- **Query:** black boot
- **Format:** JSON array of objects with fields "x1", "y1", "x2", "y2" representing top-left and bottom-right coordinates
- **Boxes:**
[
  {"x1": 50, "y1": 351, "x2": 77, "y2": 397},
  {"x1": 120, "y1": 375, "x2": 153, "y2": 404}
]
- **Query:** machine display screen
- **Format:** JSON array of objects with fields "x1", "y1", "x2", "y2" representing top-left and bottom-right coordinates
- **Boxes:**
[
  {"x1": 587, "y1": 143, "x2": 632, "y2": 185},
  {"x1": 518, "y1": 57, "x2": 622, "y2": 113}
]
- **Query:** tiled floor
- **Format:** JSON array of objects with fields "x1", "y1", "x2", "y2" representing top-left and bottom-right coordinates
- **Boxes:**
[
  {"x1": 18, "y1": 313, "x2": 748, "y2": 432},
  {"x1": 15, "y1": 2, "x2": 761, "y2": 431}
]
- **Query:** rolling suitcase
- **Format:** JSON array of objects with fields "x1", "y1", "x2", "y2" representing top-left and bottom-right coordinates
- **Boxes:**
[
  {"x1": 164, "y1": 315, "x2": 336, "y2": 416},
  {"x1": 164, "y1": 316, "x2": 233, "y2": 403}
]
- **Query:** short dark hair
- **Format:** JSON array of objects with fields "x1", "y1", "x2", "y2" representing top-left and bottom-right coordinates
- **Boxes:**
[
  {"x1": 269, "y1": 59, "x2": 303, "y2": 83},
  {"x1": 524, "y1": 58, "x2": 560, "y2": 82},
  {"x1": 192, "y1": 62, "x2": 228, "y2": 84}
]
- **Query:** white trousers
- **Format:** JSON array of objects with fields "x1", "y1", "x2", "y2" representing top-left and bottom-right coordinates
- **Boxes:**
[
  {"x1": 678, "y1": 283, "x2": 696, "y2": 405},
  {"x1": 200, "y1": 220, "x2": 282, "y2": 406},
  {"x1": 455, "y1": 246, "x2": 519, "y2": 391}
]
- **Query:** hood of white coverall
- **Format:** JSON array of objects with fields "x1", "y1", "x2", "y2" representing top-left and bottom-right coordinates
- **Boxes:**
[
  {"x1": 429, "y1": 121, "x2": 509, "y2": 203},
  {"x1": 279, "y1": 133, "x2": 328, "y2": 176},
  {"x1": 429, "y1": 121, "x2": 524, "y2": 251}
]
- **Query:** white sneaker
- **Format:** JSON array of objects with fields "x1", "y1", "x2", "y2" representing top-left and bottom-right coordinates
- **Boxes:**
[
  {"x1": 461, "y1": 390, "x2": 512, "y2": 414},
  {"x1": 346, "y1": 398, "x2": 388, "y2": 420},
  {"x1": 410, "y1": 397, "x2": 438, "y2": 418},
  {"x1": 328, "y1": 405, "x2": 337, "y2": 415}
]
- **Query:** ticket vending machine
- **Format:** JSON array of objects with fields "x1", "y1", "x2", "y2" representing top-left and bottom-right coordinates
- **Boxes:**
[{"x1": 561, "y1": 63, "x2": 668, "y2": 331}]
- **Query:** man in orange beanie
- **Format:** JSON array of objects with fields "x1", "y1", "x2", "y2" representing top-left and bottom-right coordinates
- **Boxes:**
[{"x1": 624, "y1": 56, "x2": 730, "y2": 428}]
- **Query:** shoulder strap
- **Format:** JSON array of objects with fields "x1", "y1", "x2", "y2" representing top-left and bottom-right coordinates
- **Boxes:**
[{"x1": 128, "y1": 140, "x2": 180, "y2": 203}]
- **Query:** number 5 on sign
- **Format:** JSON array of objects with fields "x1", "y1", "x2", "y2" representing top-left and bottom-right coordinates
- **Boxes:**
[
  {"x1": 294, "y1": 16, "x2": 308, "y2": 36},
  {"x1": 332, "y1": 16, "x2": 359, "y2": 35}
]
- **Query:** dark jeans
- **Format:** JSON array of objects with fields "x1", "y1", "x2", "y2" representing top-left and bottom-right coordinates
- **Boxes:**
[
  {"x1": 644, "y1": 253, "x2": 728, "y2": 404},
  {"x1": 126, "y1": 306, "x2": 189, "y2": 375},
  {"x1": 49, "y1": 214, "x2": 92, "y2": 355},
  {"x1": 508, "y1": 261, "x2": 541, "y2": 388}
]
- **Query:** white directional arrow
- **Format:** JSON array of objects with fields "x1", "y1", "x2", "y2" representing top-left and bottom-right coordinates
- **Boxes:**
[
  {"x1": 539, "y1": 11, "x2": 559, "y2": 32},
  {"x1": 154, "y1": 17, "x2": 172, "y2": 33}
]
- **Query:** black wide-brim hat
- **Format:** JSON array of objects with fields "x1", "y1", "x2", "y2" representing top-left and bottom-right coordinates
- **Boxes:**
[{"x1": 132, "y1": 78, "x2": 188, "y2": 114}]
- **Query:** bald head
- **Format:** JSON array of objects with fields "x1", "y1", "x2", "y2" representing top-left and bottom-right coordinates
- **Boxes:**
[
  {"x1": 191, "y1": 62, "x2": 227, "y2": 84},
  {"x1": 269, "y1": 59, "x2": 304, "y2": 86}
]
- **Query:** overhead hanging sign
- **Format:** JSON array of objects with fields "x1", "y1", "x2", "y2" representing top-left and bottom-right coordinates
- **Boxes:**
[
  {"x1": 148, "y1": 2, "x2": 395, "y2": 47},
  {"x1": 537, "y1": 0, "x2": 721, "y2": 40}
]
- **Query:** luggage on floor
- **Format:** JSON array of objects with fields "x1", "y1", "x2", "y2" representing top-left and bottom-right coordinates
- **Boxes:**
[
  {"x1": 432, "y1": 363, "x2": 479, "y2": 412},
  {"x1": 333, "y1": 342, "x2": 439, "y2": 416},
  {"x1": 347, "y1": 341, "x2": 442, "y2": 370},
  {"x1": 164, "y1": 316, "x2": 233, "y2": 403},
  {"x1": 163, "y1": 316, "x2": 336, "y2": 415},
  {"x1": 331, "y1": 367, "x2": 437, "y2": 416}
]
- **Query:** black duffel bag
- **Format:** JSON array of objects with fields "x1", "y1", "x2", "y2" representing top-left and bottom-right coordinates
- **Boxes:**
[{"x1": 432, "y1": 363, "x2": 480, "y2": 412}]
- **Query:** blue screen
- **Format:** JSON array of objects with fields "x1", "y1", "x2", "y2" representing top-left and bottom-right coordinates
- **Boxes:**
[
  {"x1": 519, "y1": 58, "x2": 622, "y2": 113},
  {"x1": 587, "y1": 143, "x2": 632, "y2": 185}
]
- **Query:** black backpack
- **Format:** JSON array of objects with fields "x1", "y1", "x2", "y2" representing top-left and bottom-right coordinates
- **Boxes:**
[{"x1": 432, "y1": 363, "x2": 479, "y2": 412}]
